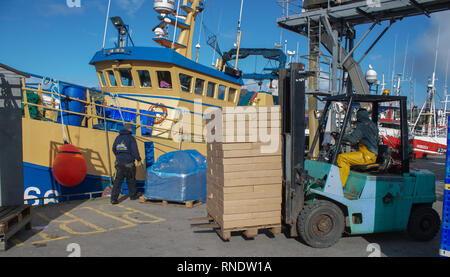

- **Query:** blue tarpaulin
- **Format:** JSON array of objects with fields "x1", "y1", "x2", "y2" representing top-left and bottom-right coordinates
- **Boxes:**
[{"x1": 144, "y1": 150, "x2": 207, "y2": 202}]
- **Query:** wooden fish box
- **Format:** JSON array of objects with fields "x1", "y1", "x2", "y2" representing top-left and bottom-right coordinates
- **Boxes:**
[{"x1": 204, "y1": 106, "x2": 283, "y2": 239}]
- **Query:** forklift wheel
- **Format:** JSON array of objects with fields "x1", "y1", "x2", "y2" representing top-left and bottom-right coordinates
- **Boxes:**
[
  {"x1": 297, "y1": 200, "x2": 345, "y2": 248},
  {"x1": 407, "y1": 206, "x2": 441, "y2": 241}
]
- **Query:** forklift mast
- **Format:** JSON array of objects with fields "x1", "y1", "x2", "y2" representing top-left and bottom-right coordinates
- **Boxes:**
[{"x1": 280, "y1": 63, "x2": 307, "y2": 237}]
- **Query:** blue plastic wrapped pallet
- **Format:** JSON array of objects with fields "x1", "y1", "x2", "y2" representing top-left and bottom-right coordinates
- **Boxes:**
[{"x1": 144, "y1": 150, "x2": 207, "y2": 202}]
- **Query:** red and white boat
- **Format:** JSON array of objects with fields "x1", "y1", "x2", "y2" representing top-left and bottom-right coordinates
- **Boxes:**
[
  {"x1": 378, "y1": 86, "x2": 447, "y2": 159},
  {"x1": 379, "y1": 117, "x2": 446, "y2": 159}
]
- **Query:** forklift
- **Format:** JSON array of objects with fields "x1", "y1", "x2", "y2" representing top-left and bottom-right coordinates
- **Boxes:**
[{"x1": 280, "y1": 64, "x2": 441, "y2": 248}]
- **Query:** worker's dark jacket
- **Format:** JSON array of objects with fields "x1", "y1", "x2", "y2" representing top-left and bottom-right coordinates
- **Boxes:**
[
  {"x1": 343, "y1": 109, "x2": 379, "y2": 155},
  {"x1": 112, "y1": 129, "x2": 141, "y2": 164}
]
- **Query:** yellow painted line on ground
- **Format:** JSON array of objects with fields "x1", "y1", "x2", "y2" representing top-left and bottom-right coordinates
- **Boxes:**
[
  {"x1": 80, "y1": 207, "x2": 137, "y2": 231},
  {"x1": 33, "y1": 212, "x2": 72, "y2": 245},
  {"x1": 28, "y1": 204, "x2": 165, "y2": 246},
  {"x1": 31, "y1": 232, "x2": 71, "y2": 245},
  {"x1": 35, "y1": 212, "x2": 55, "y2": 223},
  {"x1": 30, "y1": 228, "x2": 71, "y2": 245},
  {"x1": 116, "y1": 205, "x2": 166, "y2": 224},
  {"x1": 58, "y1": 211, "x2": 107, "y2": 235},
  {"x1": 10, "y1": 238, "x2": 24, "y2": 247},
  {"x1": 445, "y1": 184, "x2": 450, "y2": 190},
  {"x1": 38, "y1": 209, "x2": 107, "y2": 235}
]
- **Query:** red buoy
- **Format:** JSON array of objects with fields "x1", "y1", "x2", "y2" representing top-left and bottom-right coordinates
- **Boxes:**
[{"x1": 52, "y1": 144, "x2": 87, "y2": 187}]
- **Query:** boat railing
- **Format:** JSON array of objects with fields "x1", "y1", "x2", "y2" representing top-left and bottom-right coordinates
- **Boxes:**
[
  {"x1": 20, "y1": 79, "x2": 206, "y2": 143},
  {"x1": 411, "y1": 127, "x2": 447, "y2": 138}
]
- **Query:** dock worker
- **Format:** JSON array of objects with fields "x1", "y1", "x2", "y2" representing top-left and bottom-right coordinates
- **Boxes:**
[
  {"x1": 111, "y1": 123, "x2": 142, "y2": 204},
  {"x1": 335, "y1": 108, "x2": 379, "y2": 187}
]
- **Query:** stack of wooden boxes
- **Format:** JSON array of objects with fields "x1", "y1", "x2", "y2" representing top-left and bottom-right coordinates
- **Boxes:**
[{"x1": 206, "y1": 106, "x2": 283, "y2": 240}]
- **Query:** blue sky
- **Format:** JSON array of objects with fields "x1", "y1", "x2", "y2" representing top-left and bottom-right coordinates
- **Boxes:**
[{"x1": 1, "y1": 0, "x2": 449, "y2": 106}]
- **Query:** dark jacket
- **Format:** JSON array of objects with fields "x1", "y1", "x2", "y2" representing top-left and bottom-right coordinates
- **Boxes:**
[
  {"x1": 112, "y1": 129, "x2": 141, "y2": 164},
  {"x1": 343, "y1": 109, "x2": 379, "y2": 155}
]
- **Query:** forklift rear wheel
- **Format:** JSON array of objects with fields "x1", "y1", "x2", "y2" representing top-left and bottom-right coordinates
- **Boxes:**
[
  {"x1": 407, "y1": 206, "x2": 441, "y2": 241},
  {"x1": 297, "y1": 200, "x2": 345, "y2": 248}
]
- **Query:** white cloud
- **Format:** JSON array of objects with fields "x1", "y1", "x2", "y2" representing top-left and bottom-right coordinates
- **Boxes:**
[
  {"x1": 116, "y1": 0, "x2": 145, "y2": 16},
  {"x1": 38, "y1": 3, "x2": 84, "y2": 16},
  {"x1": 411, "y1": 11, "x2": 450, "y2": 86}
]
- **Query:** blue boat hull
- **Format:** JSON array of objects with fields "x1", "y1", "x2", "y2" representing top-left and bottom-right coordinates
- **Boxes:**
[{"x1": 23, "y1": 162, "x2": 144, "y2": 205}]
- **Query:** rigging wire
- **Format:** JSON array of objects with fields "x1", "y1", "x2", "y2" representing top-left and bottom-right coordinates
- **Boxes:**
[
  {"x1": 196, "y1": 0, "x2": 206, "y2": 45},
  {"x1": 195, "y1": 0, "x2": 206, "y2": 62},
  {"x1": 172, "y1": 0, "x2": 182, "y2": 49},
  {"x1": 211, "y1": 8, "x2": 223, "y2": 67},
  {"x1": 42, "y1": 77, "x2": 68, "y2": 144}
]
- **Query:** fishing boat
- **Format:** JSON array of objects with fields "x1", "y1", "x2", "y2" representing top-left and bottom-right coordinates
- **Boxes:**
[
  {"x1": 17, "y1": 0, "x2": 264, "y2": 205},
  {"x1": 379, "y1": 38, "x2": 449, "y2": 159}
]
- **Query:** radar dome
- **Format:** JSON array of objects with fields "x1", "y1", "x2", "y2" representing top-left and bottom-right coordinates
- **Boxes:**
[
  {"x1": 365, "y1": 65, "x2": 377, "y2": 84},
  {"x1": 154, "y1": 0, "x2": 175, "y2": 14}
]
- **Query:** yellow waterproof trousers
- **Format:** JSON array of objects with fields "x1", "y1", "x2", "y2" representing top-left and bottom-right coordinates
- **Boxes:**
[{"x1": 337, "y1": 143, "x2": 377, "y2": 187}]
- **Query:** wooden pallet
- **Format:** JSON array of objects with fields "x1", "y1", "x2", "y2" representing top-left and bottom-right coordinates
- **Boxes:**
[
  {"x1": 190, "y1": 215, "x2": 282, "y2": 241},
  {"x1": 0, "y1": 205, "x2": 32, "y2": 251},
  {"x1": 138, "y1": 195, "x2": 203, "y2": 208},
  {"x1": 217, "y1": 224, "x2": 282, "y2": 241}
]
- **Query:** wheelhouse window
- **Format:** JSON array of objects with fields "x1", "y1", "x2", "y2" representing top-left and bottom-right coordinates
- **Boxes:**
[
  {"x1": 218, "y1": 85, "x2": 226, "y2": 100},
  {"x1": 137, "y1": 70, "x2": 152, "y2": 88},
  {"x1": 98, "y1": 72, "x2": 107, "y2": 87},
  {"x1": 206, "y1": 82, "x2": 216, "y2": 98},
  {"x1": 157, "y1": 71, "x2": 172, "y2": 89},
  {"x1": 119, "y1": 69, "x2": 134, "y2": 87},
  {"x1": 194, "y1": 78, "x2": 205, "y2": 95},
  {"x1": 179, "y1": 73, "x2": 192, "y2": 92},
  {"x1": 228, "y1": 88, "x2": 237, "y2": 102},
  {"x1": 107, "y1": 70, "x2": 117, "y2": 86}
]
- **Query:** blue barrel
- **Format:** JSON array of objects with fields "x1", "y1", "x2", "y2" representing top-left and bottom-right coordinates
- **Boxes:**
[
  {"x1": 441, "y1": 115, "x2": 450, "y2": 257},
  {"x1": 58, "y1": 86, "x2": 86, "y2": 126}
]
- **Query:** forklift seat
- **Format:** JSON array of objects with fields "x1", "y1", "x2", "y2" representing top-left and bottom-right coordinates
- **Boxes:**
[{"x1": 350, "y1": 145, "x2": 392, "y2": 173}]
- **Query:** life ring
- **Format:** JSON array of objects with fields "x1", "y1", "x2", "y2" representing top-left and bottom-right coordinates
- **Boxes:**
[{"x1": 148, "y1": 103, "x2": 168, "y2": 125}]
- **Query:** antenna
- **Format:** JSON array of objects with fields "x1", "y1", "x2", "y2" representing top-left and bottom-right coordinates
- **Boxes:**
[
  {"x1": 195, "y1": 0, "x2": 206, "y2": 62},
  {"x1": 102, "y1": 0, "x2": 112, "y2": 49},
  {"x1": 431, "y1": 26, "x2": 440, "y2": 88},
  {"x1": 171, "y1": 0, "x2": 182, "y2": 49},
  {"x1": 391, "y1": 35, "x2": 397, "y2": 92},
  {"x1": 445, "y1": 49, "x2": 449, "y2": 94},
  {"x1": 402, "y1": 35, "x2": 409, "y2": 80},
  {"x1": 234, "y1": 0, "x2": 245, "y2": 70},
  {"x1": 210, "y1": 10, "x2": 223, "y2": 67}
]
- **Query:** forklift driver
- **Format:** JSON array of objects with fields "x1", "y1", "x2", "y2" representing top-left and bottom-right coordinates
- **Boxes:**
[{"x1": 334, "y1": 108, "x2": 379, "y2": 187}]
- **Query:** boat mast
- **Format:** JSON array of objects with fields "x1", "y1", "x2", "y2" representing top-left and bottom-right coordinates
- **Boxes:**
[
  {"x1": 411, "y1": 28, "x2": 440, "y2": 137},
  {"x1": 428, "y1": 27, "x2": 439, "y2": 137},
  {"x1": 391, "y1": 35, "x2": 397, "y2": 93},
  {"x1": 152, "y1": 0, "x2": 204, "y2": 60},
  {"x1": 234, "y1": 0, "x2": 245, "y2": 70},
  {"x1": 410, "y1": 58, "x2": 415, "y2": 123},
  {"x1": 102, "y1": 0, "x2": 112, "y2": 49},
  {"x1": 442, "y1": 50, "x2": 450, "y2": 126}
]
